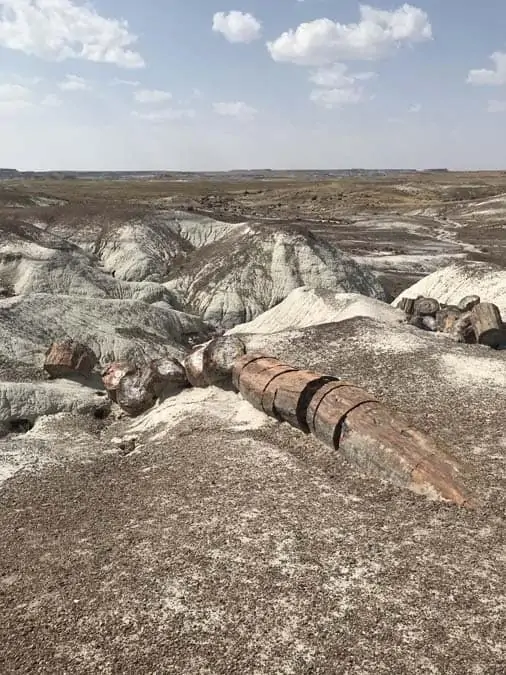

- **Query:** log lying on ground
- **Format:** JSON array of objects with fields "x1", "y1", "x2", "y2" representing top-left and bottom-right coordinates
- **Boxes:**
[
  {"x1": 413, "y1": 297, "x2": 440, "y2": 317},
  {"x1": 470, "y1": 302, "x2": 506, "y2": 348},
  {"x1": 232, "y1": 353, "x2": 474, "y2": 507},
  {"x1": 458, "y1": 295, "x2": 480, "y2": 313},
  {"x1": 202, "y1": 336, "x2": 246, "y2": 385}
]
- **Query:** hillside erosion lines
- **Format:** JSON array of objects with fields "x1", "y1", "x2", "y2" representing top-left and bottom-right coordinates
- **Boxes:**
[{"x1": 230, "y1": 352, "x2": 475, "y2": 507}]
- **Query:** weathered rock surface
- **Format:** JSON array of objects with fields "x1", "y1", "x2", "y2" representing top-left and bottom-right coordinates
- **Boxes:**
[
  {"x1": 202, "y1": 336, "x2": 246, "y2": 385},
  {"x1": 44, "y1": 339, "x2": 98, "y2": 378},
  {"x1": 228, "y1": 287, "x2": 401, "y2": 335},
  {"x1": 0, "y1": 293, "x2": 213, "y2": 376},
  {"x1": 166, "y1": 223, "x2": 386, "y2": 328}
]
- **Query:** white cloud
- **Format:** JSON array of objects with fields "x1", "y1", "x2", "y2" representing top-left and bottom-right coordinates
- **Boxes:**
[
  {"x1": 134, "y1": 89, "x2": 172, "y2": 103},
  {"x1": 267, "y1": 3, "x2": 432, "y2": 65},
  {"x1": 58, "y1": 74, "x2": 90, "y2": 91},
  {"x1": 467, "y1": 52, "x2": 506, "y2": 86},
  {"x1": 487, "y1": 100, "x2": 506, "y2": 113},
  {"x1": 310, "y1": 87, "x2": 363, "y2": 108},
  {"x1": 0, "y1": 0, "x2": 144, "y2": 68},
  {"x1": 111, "y1": 77, "x2": 141, "y2": 87},
  {"x1": 132, "y1": 108, "x2": 195, "y2": 122},
  {"x1": 409, "y1": 102, "x2": 421, "y2": 113},
  {"x1": 0, "y1": 83, "x2": 32, "y2": 114},
  {"x1": 41, "y1": 94, "x2": 63, "y2": 107},
  {"x1": 212, "y1": 11, "x2": 261, "y2": 43},
  {"x1": 309, "y1": 63, "x2": 374, "y2": 87},
  {"x1": 213, "y1": 101, "x2": 258, "y2": 121}
]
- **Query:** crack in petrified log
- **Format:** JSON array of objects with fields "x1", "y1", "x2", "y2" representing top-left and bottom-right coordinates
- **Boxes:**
[{"x1": 231, "y1": 353, "x2": 475, "y2": 508}]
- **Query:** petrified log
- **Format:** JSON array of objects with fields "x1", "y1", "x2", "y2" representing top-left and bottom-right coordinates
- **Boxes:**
[
  {"x1": 232, "y1": 352, "x2": 298, "y2": 410},
  {"x1": 450, "y1": 312, "x2": 476, "y2": 344},
  {"x1": 458, "y1": 295, "x2": 480, "y2": 313},
  {"x1": 397, "y1": 297, "x2": 415, "y2": 315},
  {"x1": 202, "y1": 336, "x2": 246, "y2": 385},
  {"x1": 183, "y1": 346, "x2": 209, "y2": 387},
  {"x1": 261, "y1": 369, "x2": 338, "y2": 431},
  {"x1": 232, "y1": 354, "x2": 474, "y2": 507},
  {"x1": 470, "y1": 302, "x2": 506, "y2": 348},
  {"x1": 102, "y1": 361, "x2": 136, "y2": 402},
  {"x1": 435, "y1": 306, "x2": 461, "y2": 333},
  {"x1": 150, "y1": 357, "x2": 188, "y2": 394},
  {"x1": 45, "y1": 339, "x2": 98, "y2": 378},
  {"x1": 413, "y1": 297, "x2": 440, "y2": 317},
  {"x1": 116, "y1": 365, "x2": 160, "y2": 416},
  {"x1": 421, "y1": 316, "x2": 437, "y2": 331}
]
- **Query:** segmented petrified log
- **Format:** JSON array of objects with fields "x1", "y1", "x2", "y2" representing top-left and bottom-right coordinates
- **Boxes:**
[
  {"x1": 413, "y1": 297, "x2": 440, "y2": 317},
  {"x1": 398, "y1": 297, "x2": 415, "y2": 315},
  {"x1": 202, "y1": 336, "x2": 246, "y2": 385},
  {"x1": 45, "y1": 339, "x2": 98, "y2": 378},
  {"x1": 232, "y1": 354, "x2": 474, "y2": 507},
  {"x1": 458, "y1": 295, "x2": 480, "y2": 313},
  {"x1": 435, "y1": 306, "x2": 462, "y2": 333},
  {"x1": 470, "y1": 302, "x2": 506, "y2": 348}
]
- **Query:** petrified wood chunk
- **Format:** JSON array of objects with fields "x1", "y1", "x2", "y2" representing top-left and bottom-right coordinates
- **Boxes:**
[
  {"x1": 470, "y1": 302, "x2": 506, "y2": 348},
  {"x1": 202, "y1": 336, "x2": 246, "y2": 385},
  {"x1": 45, "y1": 339, "x2": 98, "y2": 378},
  {"x1": 413, "y1": 297, "x2": 440, "y2": 317},
  {"x1": 115, "y1": 364, "x2": 161, "y2": 416},
  {"x1": 231, "y1": 352, "x2": 297, "y2": 410},
  {"x1": 102, "y1": 361, "x2": 136, "y2": 402},
  {"x1": 183, "y1": 346, "x2": 209, "y2": 387},
  {"x1": 435, "y1": 306, "x2": 462, "y2": 333},
  {"x1": 150, "y1": 357, "x2": 188, "y2": 394},
  {"x1": 458, "y1": 295, "x2": 481, "y2": 312},
  {"x1": 450, "y1": 312, "x2": 476, "y2": 344}
]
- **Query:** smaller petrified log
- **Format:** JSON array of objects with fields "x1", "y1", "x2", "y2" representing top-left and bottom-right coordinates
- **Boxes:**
[
  {"x1": 413, "y1": 297, "x2": 440, "y2": 317},
  {"x1": 202, "y1": 336, "x2": 246, "y2": 385},
  {"x1": 102, "y1": 361, "x2": 136, "y2": 402},
  {"x1": 421, "y1": 316, "x2": 437, "y2": 332},
  {"x1": 435, "y1": 306, "x2": 461, "y2": 333},
  {"x1": 408, "y1": 315, "x2": 425, "y2": 329},
  {"x1": 116, "y1": 365, "x2": 160, "y2": 416},
  {"x1": 399, "y1": 298, "x2": 416, "y2": 315},
  {"x1": 450, "y1": 312, "x2": 476, "y2": 344},
  {"x1": 183, "y1": 346, "x2": 209, "y2": 387},
  {"x1": 150, "y1": 357, "x2": 188, "y2": 395},
  {"x1": 45, "y1": 339, "x2": 98, "y2": 378},
  {"x1": 470, "y1": 302, "x2": 506, "y2": 348},
  {"x1": 458, "y1": 295, "x2": 480, "y2": 313}
]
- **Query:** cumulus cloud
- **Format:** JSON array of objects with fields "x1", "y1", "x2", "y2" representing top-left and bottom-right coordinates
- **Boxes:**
[
  {"x1": 132, "y1": 108, "x2": 195, "y2": 122},
  {"x1": 58, "y1": 75, "x2": 90, "y2": 91},
  {"x1": 0, "y1": 82, "x2": 32, "y2": 114},
  {"x1": 0, "y1": 0, "x2": 144, "y2": 68},
  {"x1": 41, "y1": 94, "x2": 63, "y2": 107},
  {"x1": 212, "y1": 11, "x2": 261, "y2": 43},
  {"x1": 134, "y1": 89, "x2": 172, "y2": 103},
  {"x1": 213, "y1": 101, "x2": 258, "y2": 121},
  {"x1": 487, "y1": 100, "x2": 506, "y2": 113},
  {"x1": 467, "y1": 52, "x2": 506, "y2": 86},
  {"x1": 310, "y1": 87, "x2": 363, "y2": 109},
  {"x1": 309, "y1": 63, "x2": 374, "y2": 87},
  {"x1": 267, "y1": 3, "x2": 432, "y2": 65}
]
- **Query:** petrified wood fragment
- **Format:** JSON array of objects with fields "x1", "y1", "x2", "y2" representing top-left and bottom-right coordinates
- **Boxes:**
[{"x1": 470, "y1": 302, "x2": 506, "y2": 348}]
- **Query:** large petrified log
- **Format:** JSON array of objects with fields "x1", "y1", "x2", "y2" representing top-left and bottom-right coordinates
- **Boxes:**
[
  {"x1": 202, "y1": 336, "x2": 246, "y2": 385},
  {"x1": 232, "y1": 353, "x2": 474, "y2": 507},
  {"x1": 470, "y1": 302, "x2": 506, "y2": 348}
]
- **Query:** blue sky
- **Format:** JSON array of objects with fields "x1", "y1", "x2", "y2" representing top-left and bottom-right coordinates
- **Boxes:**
[{"x1": 0, "y1": 0, "x2": 505, "y2": 171}]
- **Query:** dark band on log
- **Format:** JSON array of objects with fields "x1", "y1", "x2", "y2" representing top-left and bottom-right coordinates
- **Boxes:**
[
  {"x1": 470, "y1": 302, "x2": 506, "y2": 348},
  {"x1": 262, "y1": 372, "x2": 338, "y2": 431}
]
